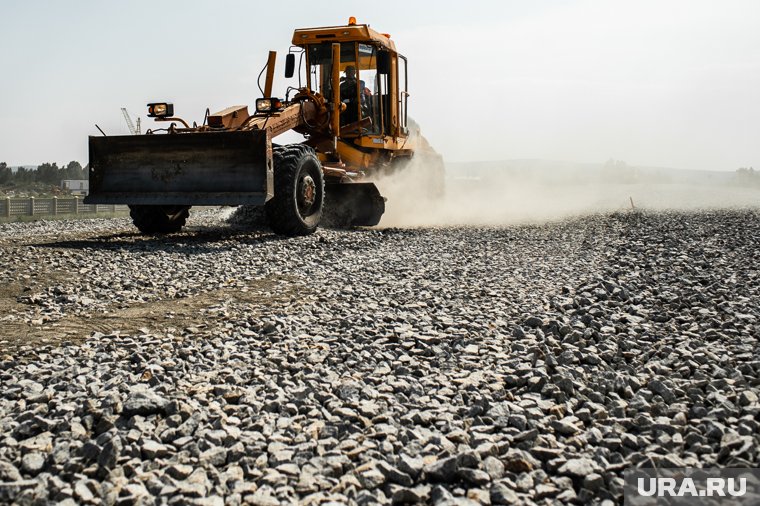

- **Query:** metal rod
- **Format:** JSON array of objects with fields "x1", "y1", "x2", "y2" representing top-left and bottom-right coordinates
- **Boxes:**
[
  {"x1": 154, "y1": 117, "x2": 191, "y2": 129},
  {"x1": 95, "y1": 124, "x2": 107, "y2": 136},
  {"x1": 264, "y1": 51, "x2": 277, "y2": 97},
  {"x1": 331, "y1": 43, "x2": 341, "y2": 140}
]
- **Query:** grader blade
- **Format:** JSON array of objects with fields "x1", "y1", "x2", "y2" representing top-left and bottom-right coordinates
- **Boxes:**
[
  {"x1": 325, "y1": 182, "x2": 386, "y2": 227},
  {"x1": 85, "y1": 130, "x2": 273, "y2": 206}
]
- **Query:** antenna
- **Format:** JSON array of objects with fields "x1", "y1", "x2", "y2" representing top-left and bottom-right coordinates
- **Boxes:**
[{"x1": 121, "y1": 108, "x2": 141, "y2": 135}]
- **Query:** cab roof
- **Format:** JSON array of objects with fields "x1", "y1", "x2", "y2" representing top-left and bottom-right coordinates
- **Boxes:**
[{"x1": 292, "y1": 23, "x2": 397, "y2": 52}]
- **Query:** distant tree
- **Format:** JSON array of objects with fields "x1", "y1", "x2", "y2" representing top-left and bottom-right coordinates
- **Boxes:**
[
  {"x1": 603, "y1": 158, "x2": 636, "y2": 183},
  {"x1": 63, "y1": 161, "x2": 85, "y2": 180},
  {"x1": 736, "y1": 167, "x2": 756, "y2": 176},
  {"x1": 35, "y1": 162, "x2": 62, "y2": 184},
  {"x1": 15, "y1": 167, "x2": 30, "y2": 183},
  {"x1": 604, "y1": 158, "x2": 629, "y2": 170},
  {"x1": 735, "y1": 167, "x2": 759, "y2": 187},
  {"x1": 0, "y1": 162, "x2": 11, "y2": 184}
]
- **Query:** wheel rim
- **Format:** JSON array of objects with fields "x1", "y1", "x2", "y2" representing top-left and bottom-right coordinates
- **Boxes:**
[{"x1": 297, "y1": 173, "x2": 318, "y2": 216}]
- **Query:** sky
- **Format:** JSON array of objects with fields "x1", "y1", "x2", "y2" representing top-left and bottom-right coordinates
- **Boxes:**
[{"x1": 0, "y1": 0, "x2": 758, "y2": 171}]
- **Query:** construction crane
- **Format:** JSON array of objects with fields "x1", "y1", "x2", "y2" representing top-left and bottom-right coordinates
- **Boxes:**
[{"x1": 121, "y1": 108, "x2": 141, "y2": 135}]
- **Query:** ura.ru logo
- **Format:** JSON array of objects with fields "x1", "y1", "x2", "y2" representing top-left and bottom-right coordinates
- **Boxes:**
[{"x1": 637, "y1": 477, "x2": 747, "y2": 498}]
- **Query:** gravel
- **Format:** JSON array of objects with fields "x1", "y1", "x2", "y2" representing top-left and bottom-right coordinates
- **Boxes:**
[{"x1": 0, "y1": 207, "x2": 759, "y2": 504}]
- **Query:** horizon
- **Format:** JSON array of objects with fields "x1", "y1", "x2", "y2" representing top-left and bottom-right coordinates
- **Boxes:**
[{"x1": 5, "y1": 158, "x2": 755, "y2": 176}]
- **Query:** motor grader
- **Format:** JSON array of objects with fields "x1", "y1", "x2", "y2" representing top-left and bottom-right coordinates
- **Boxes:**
[{"x1": 84, "y1": 17, "x2": 443, "y2": 235}]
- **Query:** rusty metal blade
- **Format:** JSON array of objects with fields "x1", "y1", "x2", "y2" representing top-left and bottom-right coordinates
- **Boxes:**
[{"x1": 84, "y1": 130, "x2": 273, "y2": 206}]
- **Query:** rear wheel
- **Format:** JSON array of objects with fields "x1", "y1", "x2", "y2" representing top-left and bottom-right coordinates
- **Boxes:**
[
  {"x1": 129, "y1": 205, "x2": 189, "y2": 234},
  {"x1": 265, "y1": 144, "x2": 324, "y2": 236}
]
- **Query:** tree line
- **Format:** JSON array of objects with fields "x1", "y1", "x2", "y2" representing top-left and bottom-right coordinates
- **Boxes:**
[
  {"x1": 0, "y1": 162, "x2": 87, "y2": 186},
  {"x1": 735, "y1": 167, "x2": 759, "y2": 187}
]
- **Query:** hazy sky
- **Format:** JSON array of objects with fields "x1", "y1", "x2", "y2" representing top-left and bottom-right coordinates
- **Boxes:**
[{"x1": 1, "y1": 0, "x2": 758, "y2": 171}]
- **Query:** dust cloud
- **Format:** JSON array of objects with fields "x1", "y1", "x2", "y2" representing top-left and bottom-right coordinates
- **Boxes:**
[{"x1": 373, "y1": 158, "x2": 760, "y2": 228}]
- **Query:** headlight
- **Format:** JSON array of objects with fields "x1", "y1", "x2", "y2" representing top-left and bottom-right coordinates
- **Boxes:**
[
  {"x1": 147, "y1": 102, "x2": 174, "y2": 117},
  {"x1": 256, "y1": 98, "x2": 283, "y2": 113}
]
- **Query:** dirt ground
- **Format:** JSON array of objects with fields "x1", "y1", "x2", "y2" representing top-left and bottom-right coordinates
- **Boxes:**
[{"x1": 0, "y1": 222, "x2": 306, "y2": 357}]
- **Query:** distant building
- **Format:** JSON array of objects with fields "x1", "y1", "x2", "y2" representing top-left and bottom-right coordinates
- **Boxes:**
[{"x1": 61, "y1": 179, "x2": 89, "y2": 195}]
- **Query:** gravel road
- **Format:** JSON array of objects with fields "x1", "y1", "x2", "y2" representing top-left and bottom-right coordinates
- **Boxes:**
[{"x1": 0, "y1": 208, "x2": 758, "y2": 505}]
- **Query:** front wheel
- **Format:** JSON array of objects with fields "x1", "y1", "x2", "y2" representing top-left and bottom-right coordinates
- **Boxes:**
[
  {"x1": 265, "y1": 144, "x2": 324, "y2": 236},
  {"x1": 129, "y1": 205, "x2": 190, "y2": 234}
]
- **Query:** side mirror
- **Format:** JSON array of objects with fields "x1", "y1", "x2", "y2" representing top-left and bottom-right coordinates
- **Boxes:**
[
  {"x1": 285, "y1": 53, "x2": 295, "y2": 78},
  {"x1": 377, "y1": 50, "x2": 391, "y2": 75}
]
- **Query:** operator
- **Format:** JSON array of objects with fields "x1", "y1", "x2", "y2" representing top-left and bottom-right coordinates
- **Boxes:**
[{"x1": 340, "y1": 65, "x2": 372, "y2": 124}]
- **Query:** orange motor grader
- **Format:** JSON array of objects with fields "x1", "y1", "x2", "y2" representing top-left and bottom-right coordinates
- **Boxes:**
[{"x1": 85, "y1": 17, "x2": 443, "y2": 236}]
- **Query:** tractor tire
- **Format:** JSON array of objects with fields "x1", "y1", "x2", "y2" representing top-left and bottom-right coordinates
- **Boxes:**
[
  {"x1": 265, "y1": 144, "x2": 324, "y2": 236},
  {"x1": 129, "y1": 205, "x2": 190, "y2": 234}
]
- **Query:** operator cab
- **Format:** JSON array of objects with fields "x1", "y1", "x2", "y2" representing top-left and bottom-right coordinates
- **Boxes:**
[{"x1": 292, "y1": 19, "x2": 409, "y2": 141}]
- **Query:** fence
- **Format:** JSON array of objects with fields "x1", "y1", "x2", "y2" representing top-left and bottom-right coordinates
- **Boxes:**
[{"x1": 0, "y1": 197, "x2": 128, "y2": 219}]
